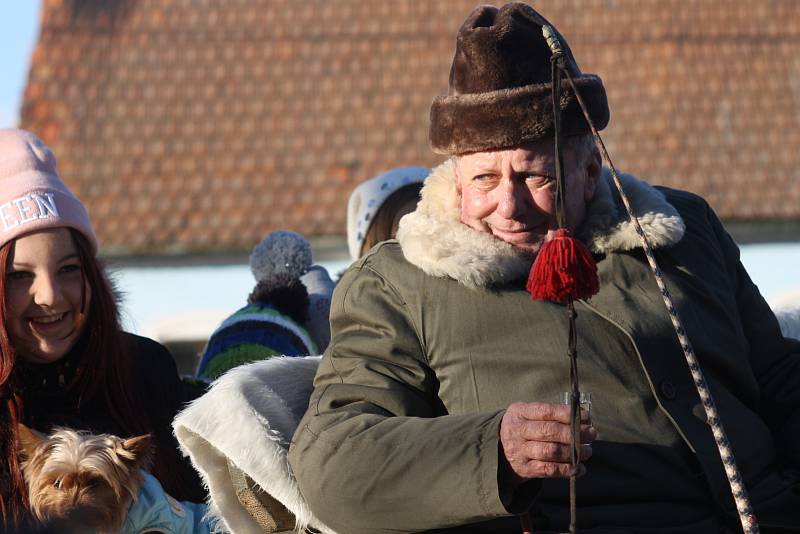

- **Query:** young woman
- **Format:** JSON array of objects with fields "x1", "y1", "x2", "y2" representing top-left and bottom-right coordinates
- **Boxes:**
[{"x1": 0, "y1": 129, "x2": 203, "y2": 526}]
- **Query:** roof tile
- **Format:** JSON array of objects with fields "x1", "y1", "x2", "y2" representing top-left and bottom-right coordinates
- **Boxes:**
[{"x1": 19, "y1": 0, "x2": 800, "y2": 256}]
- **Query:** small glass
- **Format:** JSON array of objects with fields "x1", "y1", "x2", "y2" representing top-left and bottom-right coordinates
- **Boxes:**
[{"x1": 562, "y1": 391, "x2": 592, "y2": 418}]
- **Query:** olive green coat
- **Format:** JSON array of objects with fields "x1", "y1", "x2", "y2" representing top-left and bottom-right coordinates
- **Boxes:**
[{"x1": 289, "y1": 163, "x2": 800, "y2": 533}]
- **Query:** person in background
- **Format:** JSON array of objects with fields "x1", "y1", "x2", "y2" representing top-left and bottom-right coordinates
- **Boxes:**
[
  {"x1": 299, "y1": 259, "x2": 336, "y2": 353},
  {"x1": 0, "y1": 129, "x2": 204, "y2": 528},
  {"x1": 346, "y1": 166, "x2": 429, "y2": 261},
  {"x1": 197, "y1": 167, "x2": 428, "y2": 383},
  {"x1": 198, "y1": 164, "x2": 429, "y2": 374},
  {"x1": 195, "y1": 230, "x2": 334, "y2": 381}
]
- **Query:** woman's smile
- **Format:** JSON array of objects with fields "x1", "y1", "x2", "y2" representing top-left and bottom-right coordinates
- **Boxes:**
[{"x1": 26, "y1": 311, "x2": 73, "y2": 338}]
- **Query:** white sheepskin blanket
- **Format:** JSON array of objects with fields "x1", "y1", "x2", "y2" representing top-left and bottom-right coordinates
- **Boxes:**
[
  {"x1": 173, "y1": 356, "x2": 336, "y2": 534},
  {"x1": 774, "y1": 305, "x2": 800, "y2": 341}
]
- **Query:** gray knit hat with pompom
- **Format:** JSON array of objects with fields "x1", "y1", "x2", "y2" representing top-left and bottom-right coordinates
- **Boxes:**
[{"x1": 249, "y1": 230, "x2": 312, "y2": 283}]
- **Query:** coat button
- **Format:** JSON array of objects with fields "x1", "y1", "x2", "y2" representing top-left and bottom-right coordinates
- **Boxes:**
[{"x1": 659, "y1": 380, "x2": 677, "y2": 400}]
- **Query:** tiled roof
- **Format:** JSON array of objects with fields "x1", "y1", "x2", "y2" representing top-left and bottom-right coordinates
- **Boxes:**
[{"x1": 20, "y1": 0, "x2": 800, "y2": 256}]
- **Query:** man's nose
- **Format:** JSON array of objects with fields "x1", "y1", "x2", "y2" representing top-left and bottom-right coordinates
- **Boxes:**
[
  {"x1": 32, "y1": 274, "x2": 59, "y2": 307},
  {"x1": 495, "y1": 179, "x2": 529, "y2": 219}
]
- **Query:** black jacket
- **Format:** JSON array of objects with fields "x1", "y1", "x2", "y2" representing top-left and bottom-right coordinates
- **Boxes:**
[{"x1": 19, "y1": 332, "x2": 205, "y2": 502}]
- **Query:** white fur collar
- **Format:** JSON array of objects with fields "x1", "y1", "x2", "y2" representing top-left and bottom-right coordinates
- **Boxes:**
[{"x1": 396, "y1": 161, "x2": 685, "y2": 288}]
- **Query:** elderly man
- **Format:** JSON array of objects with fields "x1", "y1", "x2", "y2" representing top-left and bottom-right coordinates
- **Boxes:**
[{"x1": 289, "y1": 3, "x2": 800, "y2": 533}]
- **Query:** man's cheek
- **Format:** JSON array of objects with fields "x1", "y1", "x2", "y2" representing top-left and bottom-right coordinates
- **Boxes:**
[
  {"x1": 463, "y1": 192, "x2": 492, "y2": 218},
  {"x1": 532, "y1": 191, "x2": 556, "y2": 215},
  {"x1": 461, "y1": 208, "x2": 481, "y2": 226},
  {"x1": 461, "y1": 202, "x2": 489, "y2": 230}
]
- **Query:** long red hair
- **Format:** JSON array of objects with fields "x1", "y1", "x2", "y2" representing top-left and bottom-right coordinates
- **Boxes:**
[{"x1": 0, "y1": 230, "x2": 182, "y2": 525}]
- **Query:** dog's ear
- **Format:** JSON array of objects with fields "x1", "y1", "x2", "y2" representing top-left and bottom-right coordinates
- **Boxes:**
[
  {"x1": 17, "y1": 423, "x2": 46, "y2": 459},
  {"x1": 119, "y1": 434, "x2": 154, "y2": 469}
]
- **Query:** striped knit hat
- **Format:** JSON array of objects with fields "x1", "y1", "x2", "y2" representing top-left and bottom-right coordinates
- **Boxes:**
[
  {"x1": 195, "y1": 230, "x2": 319, "y2": 381},
  {"x1": 195, "y1": 303, "x2": 317, "y2": 381}
]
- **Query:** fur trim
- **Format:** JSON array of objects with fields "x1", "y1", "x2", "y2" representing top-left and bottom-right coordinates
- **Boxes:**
[
  {"x1": 173, "y1": 356, "x2": 338, "y2": 534},
  {"x1": 397, "y1": 163, "x2": 685, "y2": 288},
  {"x1": 430, "y1": 76, "x2": 608, "y2": 155},
  {"x1": 578, "y1": 168, "x2": 686, "y2": 254}
]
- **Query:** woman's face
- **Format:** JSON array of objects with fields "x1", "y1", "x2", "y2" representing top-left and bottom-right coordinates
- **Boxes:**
[{"x1": 4, "y1": 228, "x2": 91, "y2": 364}]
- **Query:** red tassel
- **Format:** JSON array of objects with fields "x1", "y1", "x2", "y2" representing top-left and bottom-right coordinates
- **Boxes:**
[{"x1": 526, "y1": 228, "x2": 599, "y2": 302}]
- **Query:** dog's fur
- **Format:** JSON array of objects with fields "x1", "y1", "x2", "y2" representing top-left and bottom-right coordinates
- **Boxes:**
[{"x1": 18, "y1": 424, "x2": 152, "y2": 533}]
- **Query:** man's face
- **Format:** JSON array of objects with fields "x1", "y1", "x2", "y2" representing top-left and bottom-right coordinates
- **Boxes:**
[{"x1": 454, "y1": 137, "x2": 600, "y2": 255}]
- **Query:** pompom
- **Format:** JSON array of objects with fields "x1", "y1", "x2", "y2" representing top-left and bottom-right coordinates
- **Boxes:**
[
  {"x1": 527, "y1": 229, "x2": 599, "y2": 302},
  {"x1": 249, "y1": 230, "x2": 312, "y2": 283}
]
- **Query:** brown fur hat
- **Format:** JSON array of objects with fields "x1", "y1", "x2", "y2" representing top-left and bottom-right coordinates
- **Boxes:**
[{"x1": 429, "y1": 2, "x2": 609, "y2": 155}]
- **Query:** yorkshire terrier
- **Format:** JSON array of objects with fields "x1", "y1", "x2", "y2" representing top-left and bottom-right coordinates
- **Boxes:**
[{"x1": 18, "y1": 424, "x2": 153, "y2": 533}]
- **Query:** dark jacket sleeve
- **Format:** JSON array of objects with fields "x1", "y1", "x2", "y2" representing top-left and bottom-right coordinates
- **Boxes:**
[
  {"x1": 704, "y1": 206, "x2": 800, "y2": 467},
  {"x1": 125, "y1": 333, "x2": 207, "y2": 502},
  {"x1": 288, "y1": 262, "x2": 511, "y2": 534}
]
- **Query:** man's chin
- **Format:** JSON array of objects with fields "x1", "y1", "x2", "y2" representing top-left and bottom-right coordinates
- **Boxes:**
[
  {"x1": 494, "y1": 236, "x2": 543, "y2": 256},
  {"x1": 490, "y1": 232, "x2": 545, "y2": 255},
  {"x1": 509, "y1": 242, "x2": 543, "y2": 256}
]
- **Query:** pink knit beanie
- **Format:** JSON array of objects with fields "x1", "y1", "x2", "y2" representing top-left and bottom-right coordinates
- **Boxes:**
[{"x1": 0, "y1": 129, "x2": 98, "y2": 254}]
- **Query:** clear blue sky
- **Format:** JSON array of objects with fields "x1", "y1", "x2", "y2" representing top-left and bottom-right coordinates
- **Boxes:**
[{"x1": 1, "y1": 1, "x2": 42, "y2": 127}]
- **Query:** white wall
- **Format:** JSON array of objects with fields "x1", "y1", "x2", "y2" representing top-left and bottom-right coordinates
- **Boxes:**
[
  {"x1": 114, "y1": 244, "x2": 800, "y2": 344},
  {"x1": 114, "y1": 260, "x2": 350, "y2": 340}
]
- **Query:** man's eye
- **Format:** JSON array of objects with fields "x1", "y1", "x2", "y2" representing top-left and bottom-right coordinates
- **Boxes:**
[
  {"x1": 526, "y1": 175, "x2": 553, "y2": 188},
  {"x1": 472, "y1": 174, "x2": 499, "y2": 189}
]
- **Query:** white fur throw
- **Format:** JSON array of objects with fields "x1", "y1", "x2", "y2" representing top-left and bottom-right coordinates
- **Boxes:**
[
  {"x1": 774, "y1": 305, "x2": 800, "y2": 341},
  {"x1": 173, "y1": 356, "x2": 337, "y2": 534}
]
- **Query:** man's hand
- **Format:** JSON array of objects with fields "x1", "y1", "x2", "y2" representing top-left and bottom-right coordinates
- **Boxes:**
[{"x1": 500, "y1": 402, "x2": 596, "y2": 483}]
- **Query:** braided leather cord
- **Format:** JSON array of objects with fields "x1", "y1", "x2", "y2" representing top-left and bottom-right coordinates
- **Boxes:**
[
  {"x1": 550, "y1": 34, "x2": 760, "y2": 531},
  {"x1": 549, "y1": 35, "x2": 582, "y2": 533}
]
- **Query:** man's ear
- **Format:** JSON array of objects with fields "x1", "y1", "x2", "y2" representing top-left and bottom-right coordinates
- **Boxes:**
[
  {"x1": 584, "y1": 145, "x2": 602, "y2": 202},
  {"x1": 17, "y1": 423, "x2": 46, "y2": 459},
  {"x1": 452, "y1": 158, "x2": 462, "y2": 194}
]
